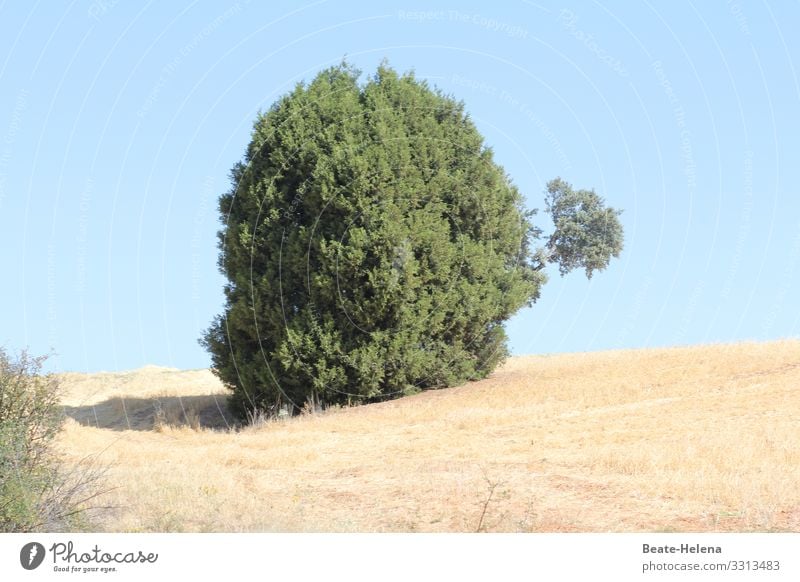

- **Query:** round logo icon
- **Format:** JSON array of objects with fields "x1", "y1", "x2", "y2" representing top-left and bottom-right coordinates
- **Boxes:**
[{"x1": 20, "y1": 542, "x2": 46, "y2": 570}]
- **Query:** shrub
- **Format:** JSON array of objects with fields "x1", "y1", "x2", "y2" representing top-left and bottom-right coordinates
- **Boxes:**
[{"x1": 0, "y1": 349, "x2": 103, "y2": 532}]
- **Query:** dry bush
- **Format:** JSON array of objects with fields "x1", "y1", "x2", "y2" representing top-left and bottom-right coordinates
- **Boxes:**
[{"x1": 1, "y1": 349, "x2": 107, "y2": 532}]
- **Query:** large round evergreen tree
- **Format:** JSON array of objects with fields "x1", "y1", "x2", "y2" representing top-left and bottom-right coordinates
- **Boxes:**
[{"x1": 202, "y1": 62, "x2": 623, "y2": 419}]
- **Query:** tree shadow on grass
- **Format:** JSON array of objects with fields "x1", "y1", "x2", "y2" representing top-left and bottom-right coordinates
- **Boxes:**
[{"x1": 63, "y1": 393, "x2": 238, "y2": 432}]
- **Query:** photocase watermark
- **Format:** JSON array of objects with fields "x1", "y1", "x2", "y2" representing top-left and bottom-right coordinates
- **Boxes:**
[
  {"x1": 616, "y1": 274, "x2": 654, "y2": 347},
  {"x1": 47, "y1": 243, "x2": 58, "y2": 350},
  {"x1": 761, "y1": 221, "x2": 800, "y2": 337},
  {"x1": 0, "y1": 88, "x2": 28, "y2": 211},
  {"x1": 137, "y1": 2, "x2": 247, "y2": 119},
  {"x1": 450, "y1": 10, "x2": 529, "y2": 39},
  {"x1": 674, "y1": 280, "x2": 705, "y2": 345},
  {"x1": 20, "y1": 542, "x2": 46, "y2": 570},
  {"x1": 450, "y1": 74, "x2": 571, "y2": 171},
  {"x1": 557, "y1": 9, "x2": 628, "y2": 77},
  {"x1": 76, "y1": 177, "x2": 94, "y2": 295},
  {"x1": 728, "y1": 0, "x2": 751, "y2": 37},
  {"x1": 652, "y1": 60, "x2": 696, "y2": 195},
  {"x1": 20, "y1": 540, "x2": 159, "y2": 574},
  {"x1": 88, "y1": 0, "x2": 120, "y2": 21},
  {"x1": 191, "y1": 176, "x2": 214, "y2": 307},
  {"x1": 389, "y1": 238, "x2": 412, "y2": 288},
  {"x1": 720, "y1": 150, "x2": 753, "y2": 301},
  {"x1": 397, "y1": 10, "x2": 529, "y2": 39},
  {"x1": 396, "y1": 9, "x2": 446, "y2": 21}
]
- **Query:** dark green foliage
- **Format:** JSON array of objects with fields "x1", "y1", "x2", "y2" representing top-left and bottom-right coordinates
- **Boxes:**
[
  {"x1": 202, "y1": 62, "x2": 624, "y2": 419},
  {"x1": 0, "y1": 349, "x2": 102, "y2": 532}
]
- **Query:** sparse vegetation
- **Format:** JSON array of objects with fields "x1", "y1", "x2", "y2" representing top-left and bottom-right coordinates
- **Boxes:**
[
  {"x1": 55, "y1": 340, "x2": 800, "y2": 533},
  {"x1": 0, "y1": 349, "x2": 105, "y2": 532},
  {"x1": 475, "y1": 467, "x2": 505, "y2": 532}
]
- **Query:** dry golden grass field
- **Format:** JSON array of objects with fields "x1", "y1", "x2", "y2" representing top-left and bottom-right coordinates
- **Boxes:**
[{"x1": 55, "y1": 340, "x2": 800, "y2": 533}]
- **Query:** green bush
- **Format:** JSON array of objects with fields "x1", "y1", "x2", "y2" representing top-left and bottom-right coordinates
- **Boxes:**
[
  {"x1": 0, "y1": 349, "x2": 102, "y2": 532},
  {"x1": 202, "y1": 62, "x2": 623, "y2": 419}
]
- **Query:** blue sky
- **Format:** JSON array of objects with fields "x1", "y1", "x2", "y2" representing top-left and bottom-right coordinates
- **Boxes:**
[{"x1": 1, "y1": 1, "x2": 798, "y2": 372}]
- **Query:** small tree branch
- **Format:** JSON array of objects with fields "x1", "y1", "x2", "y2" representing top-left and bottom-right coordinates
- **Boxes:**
[{"x1": 476, "y1": 466, "x2": 503, "y2": 533}]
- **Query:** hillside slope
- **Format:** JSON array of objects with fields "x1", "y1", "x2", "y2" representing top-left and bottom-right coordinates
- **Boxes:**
[{"x1": 56, "y1": 340, "x2": 800, "y2": 532}]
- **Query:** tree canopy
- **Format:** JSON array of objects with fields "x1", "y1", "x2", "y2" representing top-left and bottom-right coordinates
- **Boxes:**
[{"x1": 202, "y1": 62, "x2": 623, "y2": 419}]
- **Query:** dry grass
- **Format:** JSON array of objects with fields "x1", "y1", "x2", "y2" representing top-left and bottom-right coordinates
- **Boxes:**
[{"x1": 55, "y1": 340, "x2": 800, "y2": 532}]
